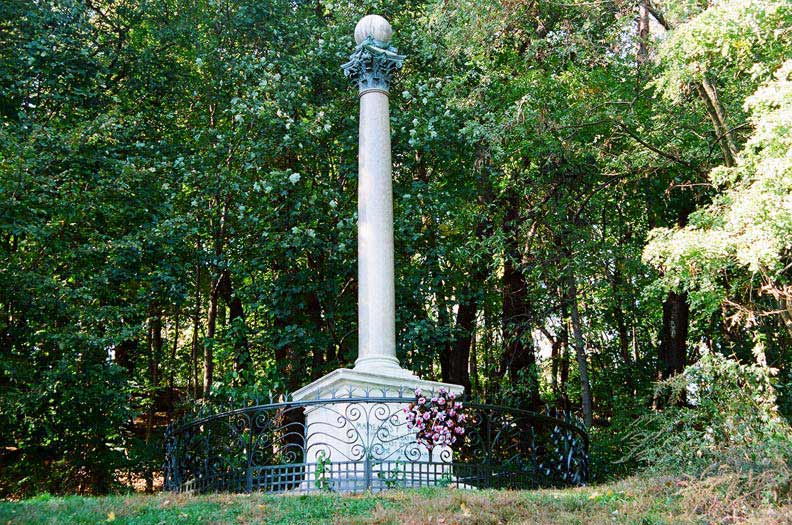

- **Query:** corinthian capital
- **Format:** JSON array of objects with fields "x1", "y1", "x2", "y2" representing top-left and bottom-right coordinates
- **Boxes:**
[{"x1": 342, "y1": 15, "x2": 405, "y2": 94}]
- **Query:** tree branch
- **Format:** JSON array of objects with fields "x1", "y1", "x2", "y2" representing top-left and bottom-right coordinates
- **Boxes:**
[{"x1": 616, "y1": 123, "x2": 695, "y2": 171}]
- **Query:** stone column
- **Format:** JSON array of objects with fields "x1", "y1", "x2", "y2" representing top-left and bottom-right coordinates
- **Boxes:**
[
  {"x1": 291, "y1": 18, "x2": 463, "y2": 489},
  {"x1": 342, "y1": 15, "x2": 409, "y2": 377}
]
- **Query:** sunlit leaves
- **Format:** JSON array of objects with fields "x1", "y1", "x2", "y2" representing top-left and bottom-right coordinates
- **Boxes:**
[{"x1": 645, "y1": 61, "x2": 792, "y2": 322}]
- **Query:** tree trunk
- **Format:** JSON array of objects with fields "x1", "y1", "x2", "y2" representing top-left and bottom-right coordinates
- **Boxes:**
[
  {"x1": 273, "y1": 289, "x2": 303, "y2": 393},
  {"x1": 469, "y1": 323, "x2": 479, "y2": 394},
  {"x1": 548, "y1": 331, "x2": 562, "y2": 399},
  {"x1": 550, "y1": 335, "x2": 559, "y2": 396},
  {"x1": 638, "y1": 4, "x2": 696, "y2": 399},
  {"x1": 611, "y1": 257, "x2": 632, "y2": 369},
  {"x1": 559, "y1": 336, "x2": 570, "y2": 411},
  {"x1": 149, "y1": 313, "x2": 162, "y2": 396},
  {"x1": 500, "y1": 189, "x2": 541, "y2": 409},
  {"x1": 779, "y1": 294, "x2": 792, "y2": 341},
  {"x1": 190, "y1": 265, "x2": 201, "y2": 398},
  {"x1": 447, "y1": 297, "x2": 475, "y2": 392},
  {"x1": 659, "y1": 291, "x2": 689, "y2": 379},
  {"x1": 114, "y1": 338, "x2": 137, "y2": 376},
  {"x1": 204, "y1": 195, "x2": 230, "y2": 397},
  {"x1": 306, "y1": 290, "x2": 326, "y2": 379},
  {"x1": 541, "y1": 323, "x2": 566, "y2": 409},
  {"x1": 637, "y1": 0, "x2": 650, "y2": 60},
  {"x1": 694, "y1": 79, "x2": 738, "y2": 167},
  {"x1": 483, "y1": 304, "x2": 494, "y2": 402},
  {"x1": 204, "y1": 281, "x2": 218, "y2": 398},
  {"x1": 145, "y1": 311, "x2": 162, "y2": 493},
  {"x1": 441, "y1": 209, "x2": 492, "y2": 394},
  {"x1": 169, "y1": 314, "x2": 179, "y2": 405},
  {"x1": 217, "y1": 269, "x2": 249, "y2": 380},
  {"x1": 567, "y1": 276, "x2": 593, "y2": 428},
  {"x1": 557, "y1": 291, "x2": 571, "y2": 411}
]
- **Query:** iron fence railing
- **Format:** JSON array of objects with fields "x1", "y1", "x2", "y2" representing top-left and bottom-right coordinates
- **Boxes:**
[{"x1": 164, "y1": 393, "x2": 588, "y2": 494}]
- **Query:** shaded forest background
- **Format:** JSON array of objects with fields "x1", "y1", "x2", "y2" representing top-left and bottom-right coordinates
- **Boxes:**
[{"x1": 1, "y1": 0, "x2": 791, "y2": 495}]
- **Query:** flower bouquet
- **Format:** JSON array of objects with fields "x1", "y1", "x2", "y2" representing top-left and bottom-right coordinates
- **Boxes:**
[{"x1": 404, "y1": 387, "x2": 466, "y2": 451}]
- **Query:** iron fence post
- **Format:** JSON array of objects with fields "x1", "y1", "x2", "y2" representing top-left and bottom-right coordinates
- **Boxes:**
[{"x1": 365, "y1": 453, "x2": 372, "y2": 490}]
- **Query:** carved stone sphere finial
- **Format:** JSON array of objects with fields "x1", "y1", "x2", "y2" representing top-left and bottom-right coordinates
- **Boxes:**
[{"x1": 354, "y1": 15, "x2": 392, "y2": 44}]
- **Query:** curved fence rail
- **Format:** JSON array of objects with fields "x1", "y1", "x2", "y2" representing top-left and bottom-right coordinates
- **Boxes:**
[{"x1": 164, "y1": 395, "x2": 588, "y2": 494}]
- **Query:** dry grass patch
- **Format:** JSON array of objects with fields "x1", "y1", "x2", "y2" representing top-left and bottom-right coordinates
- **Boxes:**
[
  {"x1": 338, "y1": 478, "x2": 683, "y2": 525},
  {"x1": 1, "y1": 475, "x2": 790, "y2": 524}
]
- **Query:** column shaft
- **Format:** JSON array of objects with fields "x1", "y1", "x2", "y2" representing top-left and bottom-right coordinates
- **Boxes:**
[{"x1": 355, "y1": 90, "x2": 399, "y2": 372}]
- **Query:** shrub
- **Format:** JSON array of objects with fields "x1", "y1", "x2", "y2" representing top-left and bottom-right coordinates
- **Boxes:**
[
  {"x1": 0, "y1": 355, "x2": 134, "y2": 497},
  {"x1": 626, "y1": 352, "x2": 792, "y2": 507}
]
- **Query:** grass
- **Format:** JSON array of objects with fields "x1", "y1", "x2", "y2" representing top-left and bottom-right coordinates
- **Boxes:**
[{"x1": 1, "y1": 476, "x2": 790, "y2": 525}]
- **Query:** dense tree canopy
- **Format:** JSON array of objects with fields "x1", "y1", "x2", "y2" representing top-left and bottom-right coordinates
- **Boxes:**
[{"x1": 1, "y1": 0, "x2": 790, "y2": 495}]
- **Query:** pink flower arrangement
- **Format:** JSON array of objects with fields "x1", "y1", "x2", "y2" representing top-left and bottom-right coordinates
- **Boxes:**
[{"x1": 403, "y1": 387, "x2": 466, "y2": 450}]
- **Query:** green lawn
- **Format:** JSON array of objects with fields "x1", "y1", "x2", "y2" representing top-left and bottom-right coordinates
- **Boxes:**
[{"x1": 0, "y1": 477, "x2": 788, "y2": 525}]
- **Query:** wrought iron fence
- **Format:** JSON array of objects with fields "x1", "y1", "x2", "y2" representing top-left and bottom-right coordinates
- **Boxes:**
[{"x1": 163, "y1": 393, "x2": 588, "y2": 494}]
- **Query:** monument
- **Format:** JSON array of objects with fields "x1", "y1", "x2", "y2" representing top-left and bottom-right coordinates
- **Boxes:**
[{"x1": 291, "y1": 15, "x2": 463, "y2": 486}]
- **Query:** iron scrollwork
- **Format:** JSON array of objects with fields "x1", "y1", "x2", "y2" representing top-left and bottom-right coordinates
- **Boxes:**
[{"x1": 163, "y1": 393, "x2": 589, "y2": 494}]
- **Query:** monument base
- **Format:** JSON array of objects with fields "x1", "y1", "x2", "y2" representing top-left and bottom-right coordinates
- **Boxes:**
[
  {"x1": 292, "y1": 367, "x2": 462, "y2": 400},
  {"x1": 291, "y1": 367, "x2": 463, "y2": 492}
]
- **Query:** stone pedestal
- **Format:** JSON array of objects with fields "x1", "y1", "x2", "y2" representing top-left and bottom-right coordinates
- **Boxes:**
[{"x1": 292, "y1": 369, "x2": 462, "y2": 491}]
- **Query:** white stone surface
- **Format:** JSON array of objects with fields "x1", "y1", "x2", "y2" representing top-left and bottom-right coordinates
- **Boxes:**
[
  {"x1": 292, "y1": 368, "x2": 462, "y2": 401},
  {"x1": 354, "y1": 14, "x2": 393, "y2": 44},
  {"x1": 355, "y1": 88, "x2": 402, "y2": 375}
]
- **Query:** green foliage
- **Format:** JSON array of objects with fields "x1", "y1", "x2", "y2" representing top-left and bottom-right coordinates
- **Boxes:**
[
  {"x1": 314, "y1": 450, "x2": 333, "y2": 492},
  {"x1": 377, "y1": 461, "x2": 406, "y2": 489},
  {"x1": 654, "y1": 0, "x2": 792, "y2": 100},
  {"x1": 645, "y1": 60, "x2": 792, "y2": 327},
  {"x1": 0, "y1": 357, "x2": 134, "y2": 496},
  {"x1": 626, "y1": 352, "x2": 792, "y2": 503}
]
